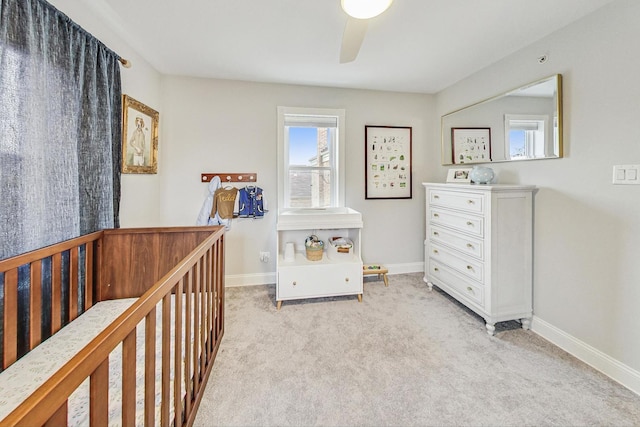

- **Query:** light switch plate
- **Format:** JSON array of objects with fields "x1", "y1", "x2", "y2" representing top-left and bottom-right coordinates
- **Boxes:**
[{"x1": 613, "y1": 165, "x2": 640, "y2": 185}]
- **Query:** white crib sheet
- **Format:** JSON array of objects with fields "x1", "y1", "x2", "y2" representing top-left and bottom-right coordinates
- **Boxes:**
[
  {"x1": 0, "y1": 298, "x2": 137, "y2": 420},
  {"x1": 0, "y1": 294, "x2": 204, "y2": 426},
  {"x1": 69, "y1": 294, "x2": 203, "y2": 426}
]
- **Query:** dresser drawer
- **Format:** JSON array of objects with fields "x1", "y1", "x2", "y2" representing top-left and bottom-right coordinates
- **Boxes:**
[
  {"x1": 429, "y1": 208, "x2": 484, "y2": 238},
  {"x1": 429, "y1": 190, "x2": 484, "y2": 214},
  {"x1": 428, "y1": 225, "x2": 483, "y2": 259},
  {"x1": 427, "y1": 242, "x2": 484, "y2": 283},
  {"x1": 427, "y1": 259, "x2": 484, "y2": 307}
]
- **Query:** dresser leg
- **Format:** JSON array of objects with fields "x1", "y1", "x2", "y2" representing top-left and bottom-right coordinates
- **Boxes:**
[
  {"x1": 485, "y1": 323, "x2": 496, "y2": 336},
  {"x1": 521, "y1": 318, "x2": 531, "y2": 330},
  {"x1": 357, "y1": 294, "x2": 362, "y2": 302},
  {"x1": 276, "y1": 300, "x2": 282, "y2": 310},
  {"x1": 426, "y1": 281, "x2": 433, "y2": 291}
]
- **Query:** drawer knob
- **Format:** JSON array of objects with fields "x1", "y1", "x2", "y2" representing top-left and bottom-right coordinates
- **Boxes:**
[
  {"x1": 466, "y1": 221, "x2": 474, "y2": 226},
  {"x1": 433, "y1": 213, "x2": 439, "y2": 218},
  {"x1": 292, "y1": 281, "x2": 297, "y2": 286},
  {"x1": 434, "y1": 267, "x2": 439, "y2": 272},
  {"x1": 433, "y1": 249, "x2": 438, "y2": 254},
  {"x1": 433, "y1": 232, "x2": 439, "y2": 236},
  {"x1": 467, "y1": 200, "x2": 475, "y2": 204},
  {"x1": 466, "y1": 265, "x2": 473, "y2": 270},
  {"x1": 434, "y1": 195, "x2": 440, "y2": 199},
  {"x1": 466, "y1": 243, "x2": 474, "y2": 249},
  {"x1": 345, "y1": 277, "x2": 349, "y2": 282},
  {"x1": 466, "y1": 286, "x2": 474, "y2": 294}
]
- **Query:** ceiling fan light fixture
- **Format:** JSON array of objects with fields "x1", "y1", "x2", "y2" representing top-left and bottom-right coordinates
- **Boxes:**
[{"x1": 341, "y1": 0, "x2": 394, "y2": 19}]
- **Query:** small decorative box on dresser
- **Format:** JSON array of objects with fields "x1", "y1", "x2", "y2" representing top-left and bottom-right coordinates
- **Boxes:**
[{"x1": 423, "y1": 183, "x2": 536, "y2": 336}]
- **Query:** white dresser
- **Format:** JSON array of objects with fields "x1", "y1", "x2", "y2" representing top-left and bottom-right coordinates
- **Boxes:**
[
  {"x1": 423, "y1": 183, "x2": 536, "y2": 335},
  {"x1": 276, "y1": 208, "x2": 363, "y2": 310}
]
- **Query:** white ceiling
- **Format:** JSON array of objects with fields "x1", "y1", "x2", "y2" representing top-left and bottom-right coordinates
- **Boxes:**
[{"x1": 90, "y1": 0, "x2": 616, "y2": 94}]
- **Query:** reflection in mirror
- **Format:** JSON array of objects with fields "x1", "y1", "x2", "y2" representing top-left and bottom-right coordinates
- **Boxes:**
[{"x1": 441, "y1": 74, "x2": 562, "y2": 165}]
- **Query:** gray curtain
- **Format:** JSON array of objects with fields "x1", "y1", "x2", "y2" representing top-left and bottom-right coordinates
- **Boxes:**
[{"x1": 0, "y1": 0, "x2": 122, "y2": 260}]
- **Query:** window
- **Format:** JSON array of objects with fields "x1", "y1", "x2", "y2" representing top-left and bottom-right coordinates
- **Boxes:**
[
  {"x1": 277, "y1": 107, "x2": 345, "y2": 209},
  {"x1": 504, "y1": 114, "x2": 548, "y2": 160}
]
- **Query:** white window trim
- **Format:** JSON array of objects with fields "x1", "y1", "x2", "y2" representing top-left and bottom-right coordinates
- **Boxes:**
[
  {"x1": 277, "y1": 106, "x2": 346, "y2": 211},
  {"x1": 504, "y1": 114, "x2": 549, "y2": 160}
]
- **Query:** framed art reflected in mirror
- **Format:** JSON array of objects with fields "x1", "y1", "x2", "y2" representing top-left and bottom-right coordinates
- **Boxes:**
[{"x1": 452, "y1": 127, "x2": 491, "y2": 164}]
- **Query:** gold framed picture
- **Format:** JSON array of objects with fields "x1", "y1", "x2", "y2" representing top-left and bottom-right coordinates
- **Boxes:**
[{"x1": 122, "y1": 95, "x2": 159, "y2": 174}]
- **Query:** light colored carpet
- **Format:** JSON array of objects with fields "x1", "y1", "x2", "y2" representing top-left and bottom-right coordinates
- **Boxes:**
[{"x1": 194, "y1": 273, "x2": 640, "y2": 426}]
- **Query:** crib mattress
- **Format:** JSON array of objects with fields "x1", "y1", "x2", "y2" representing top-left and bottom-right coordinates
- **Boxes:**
[
  {"x1": 0, "y1": 294, "x2": 201, "y2": 425},
  {"x1": 0, "y1": 298, "x2": 137, "y2": 420}
]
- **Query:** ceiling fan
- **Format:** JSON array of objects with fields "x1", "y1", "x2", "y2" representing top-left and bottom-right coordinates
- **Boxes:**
[{"x1": 339, "y1": 0, "x2": 394, "y2": 63}]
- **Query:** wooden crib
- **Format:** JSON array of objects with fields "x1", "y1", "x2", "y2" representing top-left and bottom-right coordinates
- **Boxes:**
[{"x1": 0, "y1": 226, "x2": 225, "y2": 426}]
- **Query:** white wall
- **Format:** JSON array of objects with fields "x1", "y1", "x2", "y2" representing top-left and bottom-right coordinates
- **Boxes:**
[
  {"x1": 44, "y1": 0, "x2": 640, "y2": 393},
  {"x1": 435, "y1": 0, "x2": 640, "y2": 382},
  {"x1": 47, "y1": 1, "x2": 434, "y2": 282},
  {"x1": 159, "y1": 77, "x2": 434, "y2": 283}
]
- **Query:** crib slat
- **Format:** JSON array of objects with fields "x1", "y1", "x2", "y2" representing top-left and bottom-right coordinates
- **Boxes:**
[
  {"x1": 214, "y1": 243, "x2": 219, "y2": 346},
  {"x1": 144, "y1": 307, "x2": 156, "y2": 427},
  {"x1": 217, "y1": 238, "x2": 225, "y2": 341},
  {"x1": 51, "y1": 252, "x2": 62, "y2": 334},
  {"x1": 44, "y1": 401, "x2": 68, "y2": 427},
  {"x1": 122, "y1": 330, "x2": 137, "y2": 425},
  {"x1": 192, "y1": 260, "x2": 201, "y2": 392},
  {"x1": 174, "y1": 279, "x2": 183, "y2": 427},
  {"x1": 90, "y1": 358, "x2": 109, "y2": 426},
  {"x1": 213, "y1": 245, "x2": 222, "y2": 344},
  {"x1": 69, "y1": 246, "x2": 79, "y2": 321},
  {"x1": 203, "y1": 249, "x2": 210, "y2": 339},
  {"x1": 161, "y1": 293, "x2": 171, "y2": 427},
  {"x1": 184, "y1": 269, "x2": 193, "y2": 417},
  {"x1": 3, "y1": 268, "x2": 18, "y2": 368},
  {"x1": 85, "y1": 242, "x2": 94, "y2": 309},
  {"x1": 29, "y1": 260, "x2": 43, "y2": 349},
  {"x1": 212, "y1": 244, "x2": 218, "y2": 344},
  {"x1": 205, "y1": 249, "x2": 212, "y2": 358},
  {"x1": 200, "y1": 256, "x2": 207, "y2": 376}
]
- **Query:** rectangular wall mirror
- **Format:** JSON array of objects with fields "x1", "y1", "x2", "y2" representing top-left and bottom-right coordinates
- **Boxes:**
[{"x1": 441, "y1": 74, "x2": 563, "y2": 165}]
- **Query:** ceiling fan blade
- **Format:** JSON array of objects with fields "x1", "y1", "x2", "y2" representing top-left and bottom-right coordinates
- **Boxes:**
[{"x1": 339, "y1": 17, "x2": 368, "y2": 63}]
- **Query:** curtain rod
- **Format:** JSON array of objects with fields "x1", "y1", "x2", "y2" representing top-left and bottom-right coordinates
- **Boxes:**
[{"x1": 40, "y1": 0, "x2": 132, "y2": 69}]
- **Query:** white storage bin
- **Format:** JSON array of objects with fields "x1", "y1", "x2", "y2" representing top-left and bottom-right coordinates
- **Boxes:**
[{"x1": 327, "y1": 237, "x2": 353, "y2": 260}]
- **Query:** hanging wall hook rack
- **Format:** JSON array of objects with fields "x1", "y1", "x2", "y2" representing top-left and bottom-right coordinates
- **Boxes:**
[{"x1": 201, "y1": 173, "x2": 257, "y2": 183}]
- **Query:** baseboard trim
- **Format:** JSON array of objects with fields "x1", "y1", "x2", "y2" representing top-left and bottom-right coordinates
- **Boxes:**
[
  {"x1": 224, "y1": 262, "x2": 424, "y2": 287},
  {"x1": 532, "y1": 315, "x2": 640, "y2": 396},
  {"x1": 225, "y1": 272, "x2": 276, "y2": 287},
  {"x1": 384, "y1": 262, "x2": 424, "y2": 275}
]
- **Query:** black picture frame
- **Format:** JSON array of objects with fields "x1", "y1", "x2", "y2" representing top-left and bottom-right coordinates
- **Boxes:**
[{"x1": 365, "y1": 125, "x2": 412, "y2": 199}]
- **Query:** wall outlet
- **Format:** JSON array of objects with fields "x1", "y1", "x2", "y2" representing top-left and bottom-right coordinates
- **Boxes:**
[
  {"x1": 260, "y1": 251, "x2": 270, "y2": 263},
  {"x1": 613, "y1": 165, "x2": 640, "y2": 185}
]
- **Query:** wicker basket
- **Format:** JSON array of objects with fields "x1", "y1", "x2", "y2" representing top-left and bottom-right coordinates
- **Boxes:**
[
  {"x1": 305, "y1": 245, "x2": 323, "y2": 261},
  {"x1": 304, "y1": 236, "x2": 324, "y2": 261}
]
